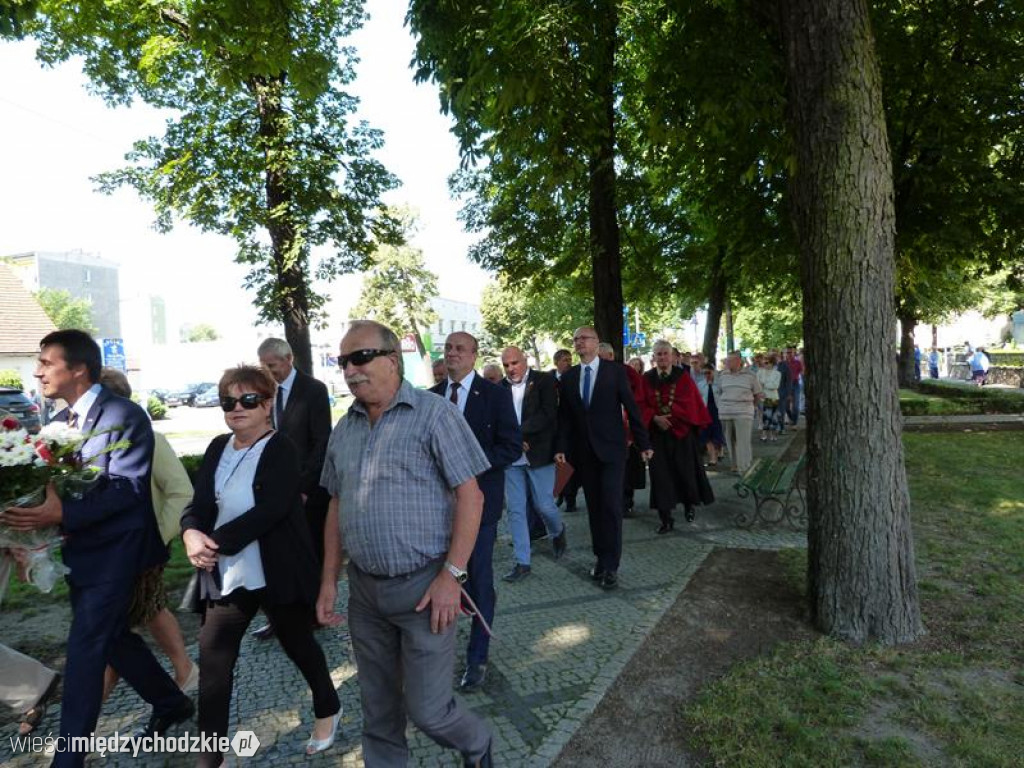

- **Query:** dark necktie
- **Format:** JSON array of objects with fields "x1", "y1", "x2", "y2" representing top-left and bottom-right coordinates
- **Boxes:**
[
  {"x1": 583, "y1": 365, "x2": 592, "y2": 409},
  {"x1": 449, "y1": 381, "x2": 460, "y2": 405},
  {"x1": 275, "y1": 386, "x2": 285, "y2": 428},
  {"x1": 68, "y1": 410, "x2": 79, "y2": 429}
]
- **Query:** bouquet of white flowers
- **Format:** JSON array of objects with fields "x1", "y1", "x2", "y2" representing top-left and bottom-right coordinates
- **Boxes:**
[{"x1": 0, "y1": 418, "x2": 102, "y2": 599}]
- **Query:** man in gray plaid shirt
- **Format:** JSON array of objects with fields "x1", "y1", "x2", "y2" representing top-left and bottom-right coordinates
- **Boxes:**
[{"x1": 316, "y1": 320, "x2": 494, "y2": 768}]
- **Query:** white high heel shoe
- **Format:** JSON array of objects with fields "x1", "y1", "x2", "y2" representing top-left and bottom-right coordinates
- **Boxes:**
[{"x1": 305, "y1": 711, "x2": 341, "y2": 756}]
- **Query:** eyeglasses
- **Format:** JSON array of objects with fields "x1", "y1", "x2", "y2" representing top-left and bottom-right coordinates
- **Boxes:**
[
  {"x1": 573, "y1": 335, "x2": 596, "y2": 342},
  {"x1": 337, "y1": 348, "x2": 394, "y2": 368},
  {"x1": 219, "y1": 393, "x2": 267, "y2": 412}
]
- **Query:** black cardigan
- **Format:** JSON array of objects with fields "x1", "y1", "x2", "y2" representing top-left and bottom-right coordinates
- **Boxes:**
[{"x1": 181, "y1": 431, "x2": 320, "y2": 607}]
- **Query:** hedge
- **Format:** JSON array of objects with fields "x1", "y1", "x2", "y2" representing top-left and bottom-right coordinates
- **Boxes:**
[
  {"x1": 916, "y1": 379, "x2": 1024, "y2": 412},
  {"x1": 0, "y1": 370, "x2": 23, "y2": 389}
]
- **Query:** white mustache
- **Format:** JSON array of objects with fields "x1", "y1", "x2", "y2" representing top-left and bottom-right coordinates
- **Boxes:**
[{"x1": 345, "y1": 374, "x2": 370, "y2": 385}]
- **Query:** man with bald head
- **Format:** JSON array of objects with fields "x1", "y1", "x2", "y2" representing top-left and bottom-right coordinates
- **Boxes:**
[
  {"x1": 430, "y1": 332, "x2": 521, "y2": 692},
  {"x1": 555, "y1": 326, "x2": 652, "y2": 590},
  {"x1": 499, "y1": 346, "x2": 567, "y2": 583}
]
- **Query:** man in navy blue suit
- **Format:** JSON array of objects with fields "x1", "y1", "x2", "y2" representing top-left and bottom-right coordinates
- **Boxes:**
[
  {"x1": 554, "y1": 327, "x2": 652, "y2": 590},
  {"x1": 430, "y1": 332, "x2": 521, "y2": 692},
  {"x1": 3, "y1": 330, "x2": 192, "y2": 766}
]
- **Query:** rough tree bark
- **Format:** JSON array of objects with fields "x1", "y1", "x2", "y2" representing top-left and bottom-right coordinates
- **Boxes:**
[
  {"x1": 588, "y1": 0, "x2": 624, "y2": 361},
  {"x1": 254, "y1": 74, "x2": 314, "y2": 374},
  {"x1": 779, "y1": 0, "x2": 923, "y2": 644},
  {"x1": 703, "y1": 245, "x2": 727, "y2": 365}
]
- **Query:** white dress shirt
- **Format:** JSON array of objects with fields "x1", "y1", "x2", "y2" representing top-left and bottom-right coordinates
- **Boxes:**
[
  {"x1": 274, "y1": 366, "x2": 298, "y2": 424},
  {"x1": 509, "y1": 376, "x2": 529, "y2": 466},
  {"x1": 446, "y1": 370, "x2": 477, "y2": 414},
  {"x1": 579, "y1": 358, "x2": 600, "y2": 402}
]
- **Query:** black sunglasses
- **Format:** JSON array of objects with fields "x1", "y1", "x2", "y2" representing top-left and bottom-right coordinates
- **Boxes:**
[
  {"x1": 337, "y1": 348, "x2": 394, "y2": 368},
  {"x1": 220, "y1": 393, "x2": 268, "y2": 412}
]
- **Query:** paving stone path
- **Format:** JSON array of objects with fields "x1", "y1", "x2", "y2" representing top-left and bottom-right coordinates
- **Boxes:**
[{"x1": 3, "y1": 432, "x2": 806, "y2": 767}]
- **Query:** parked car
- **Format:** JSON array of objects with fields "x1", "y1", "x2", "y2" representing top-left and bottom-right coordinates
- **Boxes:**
[
  {"x1": 166, "y1": 382, "x2": 215, "y2": 407},
  {"x1": 0, "y1": 388, "x2": 42, "y2": 433},
  {"x1": 193, "y1": 386, "x2": 221, "y2": 408},
  {"x1": 150, "y1": 388, "x2": 170, "y2": 404}
]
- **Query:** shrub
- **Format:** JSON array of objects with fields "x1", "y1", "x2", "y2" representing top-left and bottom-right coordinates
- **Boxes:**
[
  {"x1": 0, "y1": 369, "x2": 23, "y2": 389},
  {"x1": 147, "y1": 395, "x2": 167, "y2": 420},
  {"x1": 179, "y1": 454, "x2": 204, "y2": 484},
  {"x1": 987, "y1": 351, "x2": 1024, "y2": 367},
  {"x1": 916, "y1": 380, "x2": 1024, "y2": 413}
]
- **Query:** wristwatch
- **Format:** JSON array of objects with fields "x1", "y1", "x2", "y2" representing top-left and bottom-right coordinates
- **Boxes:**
[{"x1": 444, "y1": 560, "x2": 469, "y2": 584}]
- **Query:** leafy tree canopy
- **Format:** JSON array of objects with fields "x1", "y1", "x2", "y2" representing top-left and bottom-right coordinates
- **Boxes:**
[
  {"x1": 27, "y1": 0, "x2": 399, "y2": 371},
  {"x1": 34, "y1": 287, "x2": 97, "y2": 334},
  {"x1": 182, "y1": 323, "x2": 219, "y2": 343},
  {"x1": 351, "y1": 210, "x2": 439, "y2": 357}
]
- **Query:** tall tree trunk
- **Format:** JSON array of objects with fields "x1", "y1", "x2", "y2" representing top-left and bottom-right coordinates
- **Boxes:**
[
  {"x1": 930, "y1": 324, "x2": 938, "y2": 350},
  {"x1": 897, "y1": 308, "x2": 918, "y2": 388},
  {"x1": 254, "y1": 74, "x2": 313, "y2": 374},
  {"x1": 724, "y1": 297, "x2": 735, "y2": 353},
  {"x1": 588, "y1": 0, "x2": 624, "y2": 362},
  {"x1": 703, "y1": 246, "x2": 727, "y2": 364},
  {"x1": 780, "y1": 0, "x2": 923, "y2": 644}
]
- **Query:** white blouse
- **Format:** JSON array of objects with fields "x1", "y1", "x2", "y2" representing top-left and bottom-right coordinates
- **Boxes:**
[{"x1": 213, "y1": 435, "x2": 271, "y2": 596}]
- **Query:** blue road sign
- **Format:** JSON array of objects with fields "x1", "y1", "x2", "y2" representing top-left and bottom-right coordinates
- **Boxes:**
[{"x1": 102, "y1": 338, "x2": 126, "y2": 371}]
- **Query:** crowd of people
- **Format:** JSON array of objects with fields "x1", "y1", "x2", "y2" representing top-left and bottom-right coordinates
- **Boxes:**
[{"x1": 1, "y1": 323, "x2": 807, "y2": 767}]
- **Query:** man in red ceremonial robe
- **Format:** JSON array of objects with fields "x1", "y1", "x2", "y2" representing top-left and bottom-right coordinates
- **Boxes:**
[{"x1": 642, "y1": 340, "x2": 715, "y2": 531}]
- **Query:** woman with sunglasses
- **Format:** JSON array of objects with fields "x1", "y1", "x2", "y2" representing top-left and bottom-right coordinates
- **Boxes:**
[{"x1": 181, "y1": 365, "x2": 340, "y2": 766}]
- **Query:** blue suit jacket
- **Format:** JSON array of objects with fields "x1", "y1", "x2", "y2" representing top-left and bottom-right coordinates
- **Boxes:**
[
  {"x1": 556, "y1": 360, "x2": 651, "y2": 464},
  {"x1": 59, "y1": 386, "x2": 167, "y2": 586},
  {"x1": 430, "y1": 373, "x2": 521, "y2": 525}
]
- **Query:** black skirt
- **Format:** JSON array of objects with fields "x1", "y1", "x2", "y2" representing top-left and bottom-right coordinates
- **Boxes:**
[{"x1": 648, "y1": 428, "x2": 715, "y2": 511}]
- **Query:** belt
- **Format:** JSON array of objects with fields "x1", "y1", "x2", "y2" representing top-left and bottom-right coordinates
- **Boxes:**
[{"x1": 352, "y1": 558, "x2": 442, "y2": 581}]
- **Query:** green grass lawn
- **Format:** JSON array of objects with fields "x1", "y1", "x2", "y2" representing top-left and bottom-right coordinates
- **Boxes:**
[
  {"x1": 686, "y1": 431, "x2": 1024, "y2": 766},
  {"x1": 3, "y1": 537, "x2": 193, "y2": 611}
]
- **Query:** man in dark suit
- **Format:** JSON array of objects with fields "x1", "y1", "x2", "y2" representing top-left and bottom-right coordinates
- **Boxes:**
[
  {"x1": 550, "y1": 348, "x2": 579, "y2": 512},
  {"x1": 499, "y1": 346, "x2": 566, "y2": 583},
  {"x1": 254, "y1": 337, "x2": 332, "y2": 639},
  {"x1": 430, "y1": 332, "x2": 521, "y2": 692},
  {"x1": 554, "y1": 326, "x2": 652, "y2": 591},
  {"x1": 3, "y1": 330, "x2": 192, "y2": 766}
]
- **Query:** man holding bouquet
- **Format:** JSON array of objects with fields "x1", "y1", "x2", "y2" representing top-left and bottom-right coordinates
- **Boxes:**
[{"x1": 2, "y1": 330, "x2": 192, "y2": 767}]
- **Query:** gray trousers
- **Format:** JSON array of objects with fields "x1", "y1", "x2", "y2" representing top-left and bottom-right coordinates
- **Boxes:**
[
  {"x1": 347, "y1": 560, "x2": 491, "y2": 766},
  {"x1": 0, "y1": 642, "x2": 58, "y2": 713}
]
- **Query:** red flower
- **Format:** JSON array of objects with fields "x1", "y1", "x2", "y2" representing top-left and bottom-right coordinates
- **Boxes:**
[
  {"x1": 35, "y1": 443, "x2": 54, "y2": 464},
  {"x1": 1, "y1": 417, "x2": 20, "y2": 430}
]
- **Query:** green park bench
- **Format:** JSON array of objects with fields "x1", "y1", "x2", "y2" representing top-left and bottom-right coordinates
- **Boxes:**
[{"x1": 733, "y1": 452, "x2": 807, "y2": 530}]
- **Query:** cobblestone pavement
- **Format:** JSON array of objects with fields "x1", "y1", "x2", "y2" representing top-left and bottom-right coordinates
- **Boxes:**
[{"x1": 3, "y1": 431, "x2": 806, "y2": 767}]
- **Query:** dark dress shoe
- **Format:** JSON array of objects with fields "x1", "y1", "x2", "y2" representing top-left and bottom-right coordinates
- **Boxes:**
[
  {"x1": 464, "y1": 740, "x2": 493, "y2": 767},
  {"x1": 685, "y1": 506, "x2": 696, "y2": 523},
  {"x1": 600, "y1": 571, "x2": 619, "y2": 590},
  {"x1": 656, "y1": 520, "x2": 674, "y2": 534},
  {"x1": 589, "y1": 565, "x2": 605, "y2": 581},
  {"x1": 250, "y1": 622, "x2": 275, "y2": 640},
  {"x1": 552, "y1": 527, "x2": 567, "y2": 559},
  {"x1": 138, "y1": 696, "x2": 194, "y2": 738},
  {"x1": 502, "y1": 563, "x2": 532, "y2": 583},
  {"x1": 460, "y1": 663, "x2": 487, "y2": 692}
]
